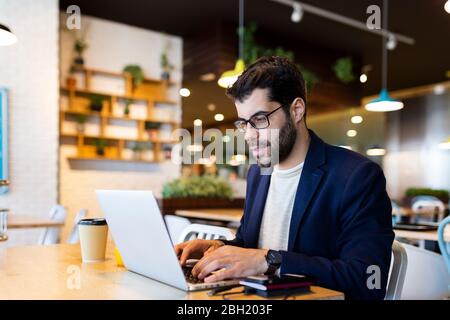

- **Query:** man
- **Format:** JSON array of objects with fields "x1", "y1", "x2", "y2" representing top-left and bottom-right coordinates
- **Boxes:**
[{"x1": 175, "y1": 56, "x2": 394, "y2": 300}]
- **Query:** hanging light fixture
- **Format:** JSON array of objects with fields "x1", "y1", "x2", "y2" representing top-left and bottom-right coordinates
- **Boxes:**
[
  {"x1": 218, "y1": 0, "x2": 245, "y2": 88},
  {"x1": 365, "y1": 0, "x2": 403, "y2": 112},
  {"x1": 0, "y1": 24, "x2": 17, "y2": 46}
]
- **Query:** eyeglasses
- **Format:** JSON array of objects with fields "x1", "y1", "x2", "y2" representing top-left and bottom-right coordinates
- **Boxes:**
[{"x1": 234, "y1": 106, "x2": 283, "y2": 133}]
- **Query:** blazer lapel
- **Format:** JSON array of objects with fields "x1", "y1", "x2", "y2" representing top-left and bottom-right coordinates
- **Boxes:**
[
  {"x1": 288, "y1": 131, "x2": 326, "y2": 251},
  {"x1": 246, "y1": 173, "x2": 271, "y2": 248}
]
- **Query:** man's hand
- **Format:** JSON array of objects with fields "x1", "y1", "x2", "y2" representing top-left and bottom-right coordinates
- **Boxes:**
[
  {"x1": 175, "y1": 239, "x2": 225, "y2": 265},
  {"x1": 191, "y1": 246, "x2": 269, "y2": 283}
]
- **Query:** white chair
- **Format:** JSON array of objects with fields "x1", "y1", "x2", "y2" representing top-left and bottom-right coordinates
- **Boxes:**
[
  {"x1": 178, "y1": 223, "x2": 235, "y2": 243},
  {"x1": 399, "y1": 242, "x2": 450, "y2": 299},
  {"x1": 385, "y1": 240, "x2": 408, "y2": 300},
  {"x1": 67, "y1": 209, "x2": 87, "y2": 244},
  {"x1": 164, "y1": 215, "x2": 191, "y2": 245},
  {"x1": 38, "y1": 205, "x2": 67, "y2": 245},
  {"x1": 412, "y1": 196, "x2": 446, "y2": 223}
]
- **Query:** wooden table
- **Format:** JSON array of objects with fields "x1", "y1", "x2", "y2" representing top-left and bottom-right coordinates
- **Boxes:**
[
  {"x1": 175, "y1": 209, "x2": 243, "y2": 223},
  {"x1": 7, "y1": 215, "x2": 65, "y2": 229},
  {"x1": 394, "y1": 226, "x2": 450, "y2": 242},
  {"x1": 0, "y1": 244, "x2": 343, "y2": 300},
  {"x1": 176, "y1": 208, "x2": 416, "y2": 223}
]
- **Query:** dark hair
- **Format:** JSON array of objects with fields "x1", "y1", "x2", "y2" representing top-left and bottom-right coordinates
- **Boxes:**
[{"x1": 226, "y1": 56, "x2": 307, "y2": 119}]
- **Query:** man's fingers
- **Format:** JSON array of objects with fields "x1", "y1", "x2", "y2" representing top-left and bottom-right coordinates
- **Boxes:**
[
  {"x1": 191, "y1": 254, "x2": 212, "y2": 277},
  {"x1": 204, "y1": 267, "x2": 237, "y2": 283},
  {"x1": 179, "y1": 245, "x2": 193, "y2": 266},
  {"x1": 197, "y1": 259, "x2": 227, "y2": 280},
  {"x1": 174, "y1": 242, "x2": 187, "y2": 257}
]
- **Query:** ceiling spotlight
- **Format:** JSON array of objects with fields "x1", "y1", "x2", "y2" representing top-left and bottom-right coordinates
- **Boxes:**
[
  {"x1": 179, "y1": 88, "x2": 191, "y2": 97},
  {"x1": 351, "y1": 115, "x2": 364, "y2": 124},
  {"x1": 366, "y1": 146, "x2": 386, "y2": 156},
  {"x1": 291, "y1": 2, "x2": 304, "y2": 23},
  {"x1": 193, "y1": 119, "x2": 202, "y2": 126},
  {"x1": 359, "y1": 74, "x2": 368, "y2": 83},
  {"x1": 214, "y1": 113, "x2": 224, "y2": 121},
  {"x1": 386, "y1": 33, "x2": 397, "y2": 50},
  {"x1": 346, "y1": 129, "x2": 357, "y2": 137},
  {"x1": 207, "y1": 103, "x2": 216, "y2": 111},
  {"x1": 445, "y1": 1, "x2": 450, "y2": 14}
]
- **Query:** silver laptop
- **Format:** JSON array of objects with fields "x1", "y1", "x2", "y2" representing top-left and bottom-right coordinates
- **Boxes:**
[{"x1": 96, "y1": 190, "x2": 239, "y2": 291}]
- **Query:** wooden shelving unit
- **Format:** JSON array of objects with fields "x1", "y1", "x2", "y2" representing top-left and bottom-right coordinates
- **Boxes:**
[{"x1": 60, "y1": 67, "x2": 180, "y2": 163}]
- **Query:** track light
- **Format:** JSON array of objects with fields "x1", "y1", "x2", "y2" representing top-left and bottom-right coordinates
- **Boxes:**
[
  {"x1": 445, "y1": 1, "x2": 450, "y2": 14},
  {"x1": 291, "y1": 2, "x2": 303, "y2": 23},
  {"x1": 386, "y1": 33, "x2": 397, "y2": 50}
]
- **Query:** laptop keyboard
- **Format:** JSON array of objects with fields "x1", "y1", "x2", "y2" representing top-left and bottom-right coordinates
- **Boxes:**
[{"x1": 182, "y1": 266, "x2": 203, "y2": 284}]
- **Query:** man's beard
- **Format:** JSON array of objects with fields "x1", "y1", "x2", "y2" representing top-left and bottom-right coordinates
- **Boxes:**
[{"x1": 250, "y1": 117, "x2": 297, "y2": 168}]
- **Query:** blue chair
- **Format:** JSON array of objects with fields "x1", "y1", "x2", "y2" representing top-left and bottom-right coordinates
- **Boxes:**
[{"x1": 438, "y1": 215, "x2": 450, "y2": 277}]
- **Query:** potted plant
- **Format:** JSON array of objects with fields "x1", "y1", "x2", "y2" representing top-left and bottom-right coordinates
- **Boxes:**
[
  {"x1": 144, "y1": 121, "x2": 160, "y2": 140},
  {"x1": 89, "y1": 94, "x2": 105, "y2": 112},
  {"x1": 159, "y1": 175, "x2": 245, "y2": 214},
  {"x1": 333, "y1": 57, "x2": 355, "y2": 84},
  {"x1": 93, "y1": 139, "x2": 108, "y2": 157},
  {"x1": 403, "y1": 188, "x2": 449, "y2": 206},
  {"x1": 73, "y1": 39, "x2": 87, "y2": 68},
  {"x1": 123, "y1": 98, "x2": 132, "y2": 117},
  {"x1": 131, "y1": 142, "x2": 145, "y2": 160},
  {"x1": 123, "y1": 65, "x2": 144, "y2": 90},
  {"x1": 160, "y1": 39, "x2": 174, "y2": 81},
  {"x1": 66, "y1": 65, "x2": 77, "y2": 91},
  {"x1": 74, "y1": 114, "x2": 87, "y2": 133}
]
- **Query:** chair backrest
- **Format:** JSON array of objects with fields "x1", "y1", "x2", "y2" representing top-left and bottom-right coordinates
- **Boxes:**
[
  {"x1": 411, "y1": 196, "x2": 445, "y2": 215},
  {"x1": 164, "y1": 215, "x2": 191, "y2": 245},
  {"x1": 67, "y1": 209, "x2": 88, "y2": 244},
  {"x1": 400, "y1": 242, "x2": 450, "y2": 299},
  {"x1": 178, "y1": 223, "x2": 235, "y2": 243},
  {"x1": 438, "y1": 215, "x2": 450, "y2": 277},
  {"x1": 385, "y1": 240, "x2": 408, "y2": 300},
  {"x1": 38, "y1": 205, "x2": 67, "y2": 245}
]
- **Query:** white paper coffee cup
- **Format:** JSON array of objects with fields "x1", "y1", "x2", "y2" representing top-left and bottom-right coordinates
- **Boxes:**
[{"x1": 78, "y1": 218, "x2": 108, "y2": 263}]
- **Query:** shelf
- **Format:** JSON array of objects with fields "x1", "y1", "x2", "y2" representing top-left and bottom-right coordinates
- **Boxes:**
[
  {"x1": 60, "y1": 87, "x2": 179, "y2": 106},
  {"x1": 60, "y1": 132, "x2": 179, "y2": 144},
  {"x1": 61, "y1": 109, "x2": 179, "y2": 125},
  {"x1": 72, "y1": 67, "x2": 177, "y2": 86},
  {"x1": 67, "y1": 156, "x2": 159, "y2": 164}
]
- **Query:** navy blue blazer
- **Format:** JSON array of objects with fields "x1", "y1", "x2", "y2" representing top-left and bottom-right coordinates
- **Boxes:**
[{"x1": 224, "y1": 130, "x2": 394, "y2": 300}]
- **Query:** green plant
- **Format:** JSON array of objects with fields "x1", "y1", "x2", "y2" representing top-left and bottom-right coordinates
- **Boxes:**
[
  {"x1": 74, "y1": 114, "x2": 87, "y2": 124},
  {"x1": 162, "y1": 175, "x2": 234, "y2": 199},
  {"x1": 74, "y1": 39, "x2": 87, "y2": 55},
  {"x1": 405, "y1": 188, "x2": 449, "y2": 200},
  {"x1": 89, "y1": 94, "x2": 105, "y2": 112},
  {"x1": 240, "y1": 22, "x2": 319, "y2": 92},
  {"x1": 123, "y1": 65, "x2": 144, "y2": 88},
  {"x1": 123, "y1": 98, "x2": 132, "y2": 116},
  {"x1": 93, "y1": 139, "x2": 108, "y2": 156},
  {"x1": 333, "y1": 57, "x2": 355, "y2": 84}
]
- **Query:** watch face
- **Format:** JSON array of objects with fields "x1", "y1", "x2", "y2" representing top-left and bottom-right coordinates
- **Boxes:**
[{"x1": 268, "y1": 250, "x2": 282, "y2": 265}]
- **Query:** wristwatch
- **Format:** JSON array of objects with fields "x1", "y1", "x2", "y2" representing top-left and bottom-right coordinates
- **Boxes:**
[{"x1": 265, "y1": 250, "x2": 282, "y2": 275}]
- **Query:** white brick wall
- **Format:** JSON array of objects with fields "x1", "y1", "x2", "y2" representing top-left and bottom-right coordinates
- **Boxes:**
[
  {"x1": 58, "y1": 15, "x2": 182, "y2": 241},
  {"x1": 0, "y1": 0, "x2": 59, "y2": 246}
]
